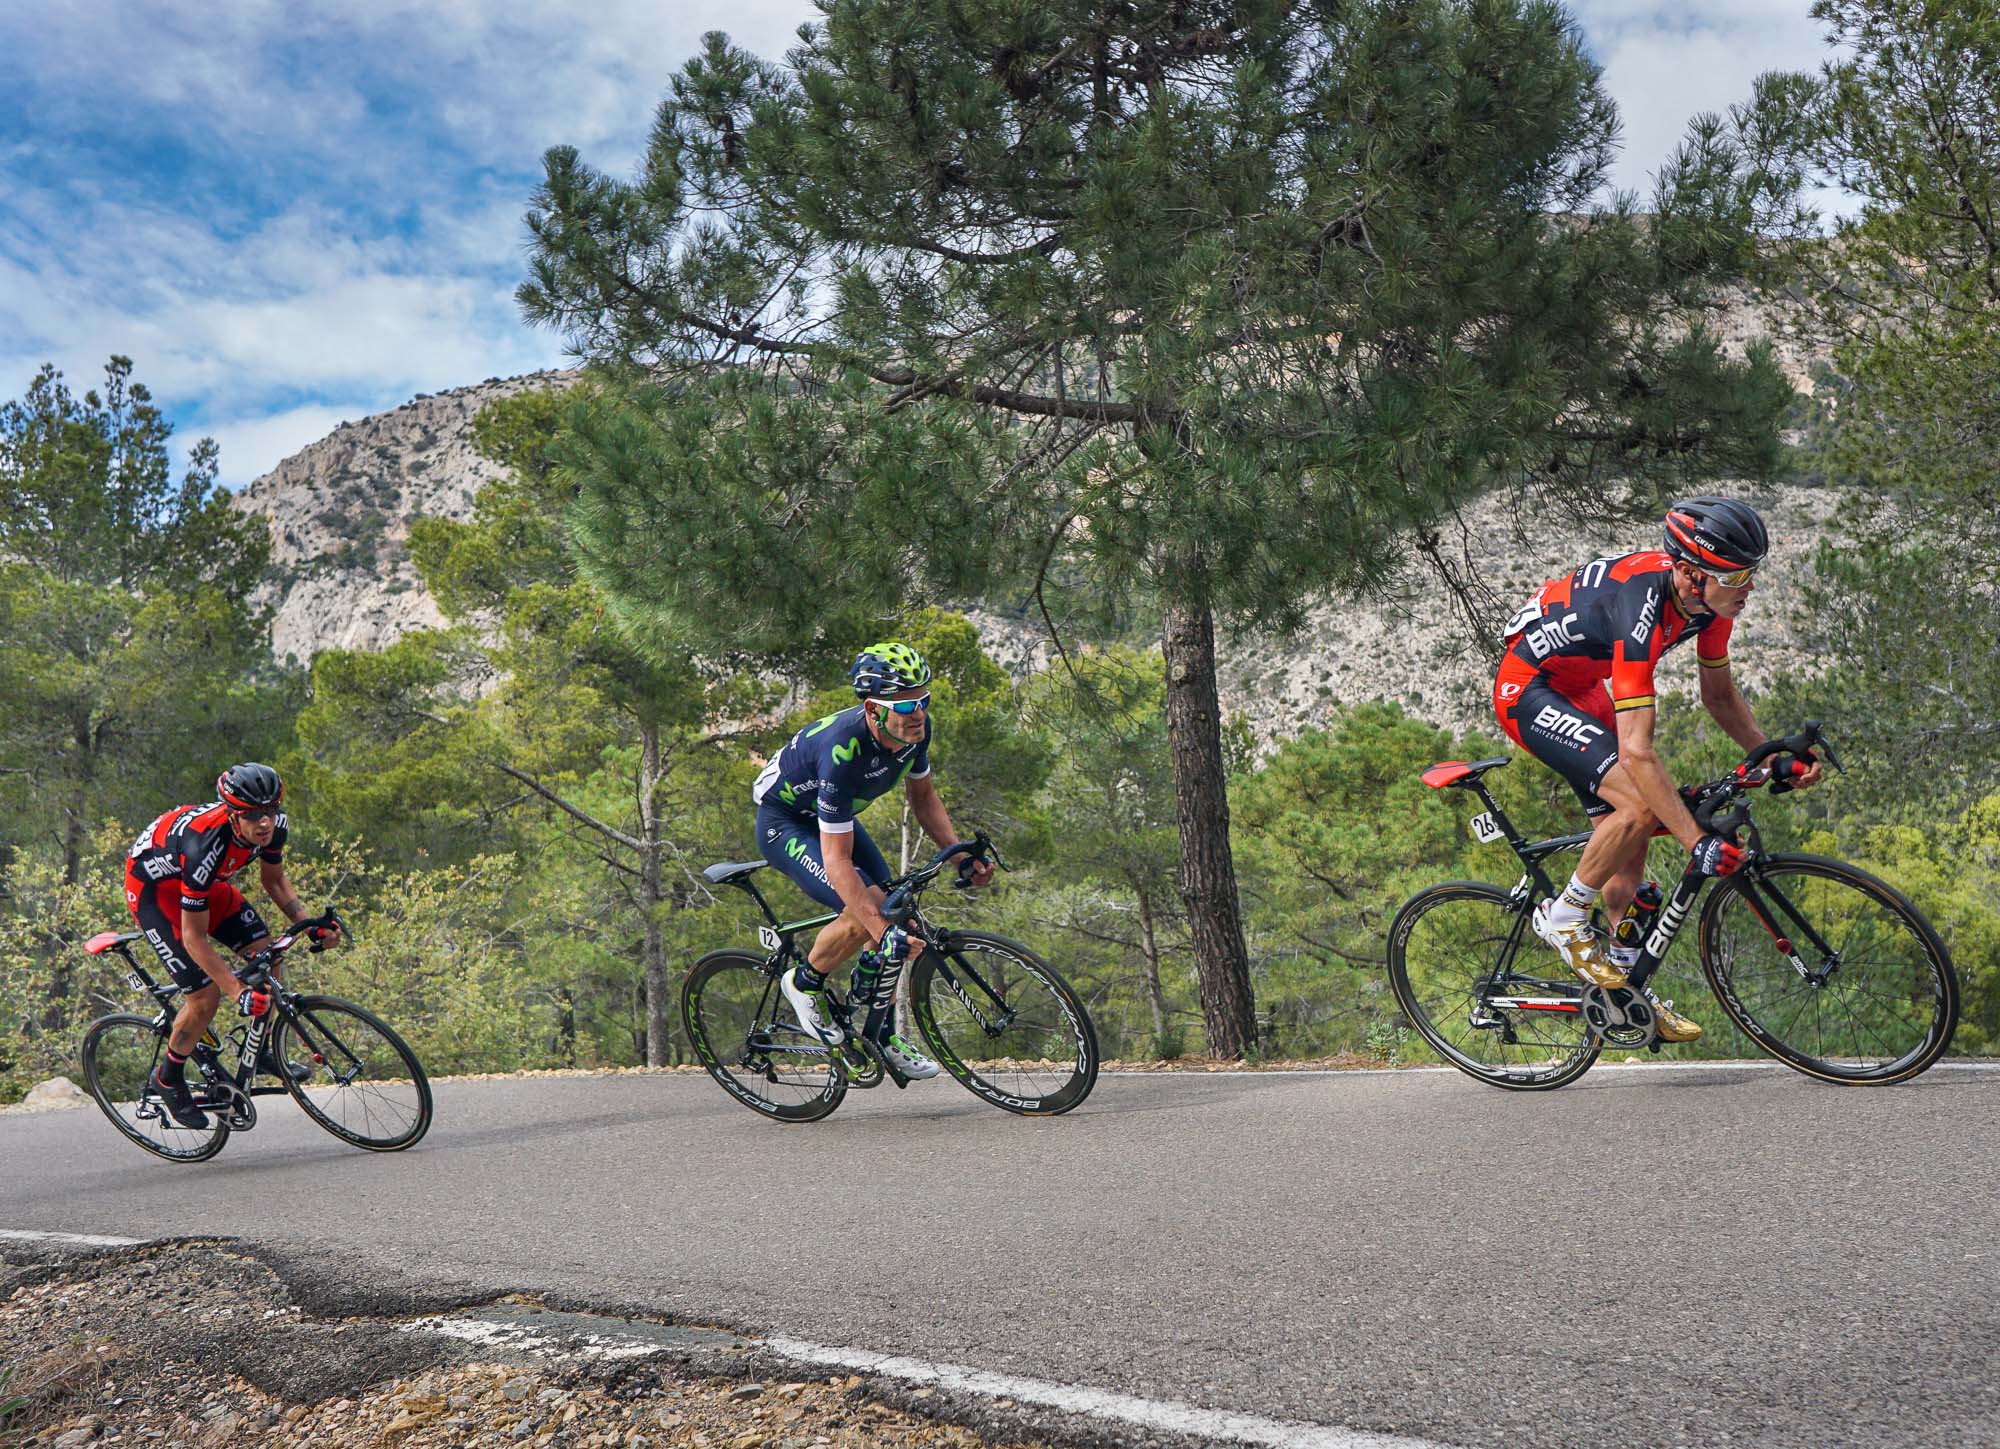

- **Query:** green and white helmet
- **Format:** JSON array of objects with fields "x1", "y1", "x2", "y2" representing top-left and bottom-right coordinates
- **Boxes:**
[{"x1": 850, "y1": 641, "x2": 932, "y2": 697}]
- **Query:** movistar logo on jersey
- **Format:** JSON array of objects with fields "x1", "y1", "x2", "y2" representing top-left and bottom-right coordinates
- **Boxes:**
[
  {"x1": 786, "y1": 838, "x2": 808, "y2": 861},
  {"x1": 804, "y1": 714, "x2": 841, "y2": 738},
  {"x1": 832, "y1": 736, "x2": 860, "y2": 764},
  {"x1": 779, "y1": 782, "x2": 798, "y2": 804}
]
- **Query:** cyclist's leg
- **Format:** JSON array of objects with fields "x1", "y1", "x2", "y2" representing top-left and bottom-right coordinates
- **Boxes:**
[
  {"x1": 1501, "y1": 678, "x2": 1634, "y2": 983},
  {"x1": 1558, "y1": 686, "x2": 1655, "y2": 923},
  {"x1": 754, "y1": 807, "x2": 891, "y2": 970},
  {"x1": 129, "y1": 876, "x2": 220, "y2": 1055}
]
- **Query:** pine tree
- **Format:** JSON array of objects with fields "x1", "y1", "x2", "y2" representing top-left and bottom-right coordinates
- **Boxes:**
[{"x1": 521, "y1": 0, "x2": 1792, "y2": 1056}]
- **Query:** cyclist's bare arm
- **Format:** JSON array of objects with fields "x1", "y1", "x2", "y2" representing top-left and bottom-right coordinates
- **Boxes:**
[
  {"x1": 1613, "y1": 706, "x2": 1705, "y2": 848},
  {"x1": 1697, "y1": 663, "x2": 1768, "y2": 753},
  {"x1": 1699, "y1": 667, "x2": 1823, "y2": 787},
  {"x1": 907, "y1": 776, "x2": 994, "y2": 885}
]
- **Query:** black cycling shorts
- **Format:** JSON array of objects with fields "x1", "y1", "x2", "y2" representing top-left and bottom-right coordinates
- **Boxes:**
[
  {"x1": 755, "y1": 805, "x2": 892, "y2": 910},
  {"x1": 1503, "y1": 677, "x2": 1621, "y2": 818},
  {"x1": 127, "y1": 879, "x2": 270, "y2": 993}
]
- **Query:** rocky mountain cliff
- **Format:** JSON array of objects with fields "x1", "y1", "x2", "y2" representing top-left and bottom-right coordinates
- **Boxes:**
[
  {"x1": 230, "y1": 298, "x2": 1830, "y2": 737},
  {"x1": 232, "y1": 369, "x2": 580, "y2": 662}
]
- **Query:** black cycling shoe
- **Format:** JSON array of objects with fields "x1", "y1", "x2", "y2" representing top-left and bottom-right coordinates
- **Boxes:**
[
  {"x1": 150, "y1": 1069, "x2": 210, "y2": 1130},
  {"x1": 255, "y1": 1044, "x2": 311, "y2": 1083}
]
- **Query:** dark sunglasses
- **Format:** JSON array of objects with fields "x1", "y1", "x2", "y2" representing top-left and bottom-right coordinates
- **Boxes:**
[{"x1": 869, "y1": 694, "x2": 931, "y2": 716}]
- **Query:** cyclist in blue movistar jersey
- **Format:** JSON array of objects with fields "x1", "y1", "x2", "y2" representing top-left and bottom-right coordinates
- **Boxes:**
[{"x1": 751, "y1": 641, "x2": 995, "y2": 1076}]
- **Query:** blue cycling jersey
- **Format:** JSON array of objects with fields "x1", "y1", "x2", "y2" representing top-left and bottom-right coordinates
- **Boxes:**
[{"x1": 751, "y1": 703, "x2": 931, "y2": 833}]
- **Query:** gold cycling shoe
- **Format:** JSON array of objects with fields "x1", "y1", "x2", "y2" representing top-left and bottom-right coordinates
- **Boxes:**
[{"x1": 1531, "y1": 901, "x2": 1628, "y2": 989}]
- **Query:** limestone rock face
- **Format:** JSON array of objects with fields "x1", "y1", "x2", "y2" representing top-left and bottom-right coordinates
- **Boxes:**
[{"x1": 230, "y1": 370, "x2": 580, "y2": 662}]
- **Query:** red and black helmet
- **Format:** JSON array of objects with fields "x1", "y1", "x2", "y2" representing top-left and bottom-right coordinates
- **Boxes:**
[
  {"x1": 1663, "y1": 496, "x2": 1768, "y2": 574},
  {"x1": 217, "y1": 762, "x2": 284, "y2": 811}
]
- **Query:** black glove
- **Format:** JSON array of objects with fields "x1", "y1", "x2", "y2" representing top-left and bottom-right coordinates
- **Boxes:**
[
  {"x1": 1691, "y1": 835, "x2": 1744, "y2": 878},
  {"x1": 237, "y1": 985, "x2": 272, "y2": 1018},
  {"x1": 878, "y1": 924, "x2": 914, "y2": 963}
]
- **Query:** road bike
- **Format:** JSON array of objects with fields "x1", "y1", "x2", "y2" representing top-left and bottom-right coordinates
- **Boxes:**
[
  {"x1": 78, "y1": 909, "x2": 433, "y2": 1162},
  {"x1": 684, "y1": 835, "x2": 1099, "y2": 1122},
  {"x1": 1387, "y1": 723, "x2": 1959, "y2": 1090}
]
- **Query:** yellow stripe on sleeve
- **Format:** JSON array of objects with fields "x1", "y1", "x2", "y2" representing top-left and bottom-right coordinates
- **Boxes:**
[
  {"x1": 1613, "y1": 695, "x2": 1657, "y2": 712},
  {"x1": 1699, "y1": 655, "x2": 1731, "y2": 669}
]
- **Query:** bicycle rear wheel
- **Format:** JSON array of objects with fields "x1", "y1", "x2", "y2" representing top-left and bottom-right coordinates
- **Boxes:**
[
  {"x1": 80, "y1": 1013, "x2": 229, "y2": 1163},
  {"x1": 909, "y1": 932, "x2": 1098, "y2": 1115},
  {"x1": 1387, "y1": 883, "x2": 1600, "y2": 1090},
  {"x1": 276, "y1": 996, "x2": 433, "y2": 1150},
  {"x1": 1700, "y1": 854, "x2": 1958, "y2": 1084},
  {"x1": 684, "y1": 950, "x2": 845, "y2": 1122}
]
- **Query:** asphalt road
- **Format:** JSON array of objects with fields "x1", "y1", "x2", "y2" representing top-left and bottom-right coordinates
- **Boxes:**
[{"x1": 5, "y1": 1063, "x2": 1996, "y2": 1448}]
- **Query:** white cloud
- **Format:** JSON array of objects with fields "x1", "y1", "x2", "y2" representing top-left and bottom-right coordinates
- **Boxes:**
[
  {"x1": 1567, "y1": 0, "x2": 1829, "y2": 196},
  {"x1": 200, "y1": 403, "x2": 358, "y2": 486}
]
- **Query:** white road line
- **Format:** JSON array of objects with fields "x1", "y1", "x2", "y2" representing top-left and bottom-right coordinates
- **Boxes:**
[
  {"x1": 398, "y1": 1311, "x2": 1461, "y2": 1449},
  {"x1": 760, "y1": 1335, "x2": 1464, "y2": 1449},
  {"x1": 0, "y1": 1229, "x2": 144, "y2": 1247}
]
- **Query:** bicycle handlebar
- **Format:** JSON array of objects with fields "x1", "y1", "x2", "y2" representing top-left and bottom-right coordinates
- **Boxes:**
[
  {"x1": 1688, "y1": 722, "x2": 1840, "y2": 835},
  {"x1": 881, "y1": 833, "x2": 1004, "y2": 923},
  {"x1": 240, "y1": 908, "x2": 351, "y2": 985}
]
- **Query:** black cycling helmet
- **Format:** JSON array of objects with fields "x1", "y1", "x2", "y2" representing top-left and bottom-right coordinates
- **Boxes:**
[
  {"x1": 1663, "y1": 496, "x2": 1769, "y2": 574},
  {"x1": 217, "y1": 762, "x2": 284, "y2": 811},
  {"x1": 850, "y1": 641, "x2": 933, "y2": 698}
]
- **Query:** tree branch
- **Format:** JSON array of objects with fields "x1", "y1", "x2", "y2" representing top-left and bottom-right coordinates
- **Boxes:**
[{"x1": 493, "y1": 761, "x2": 646, "y2": 852}]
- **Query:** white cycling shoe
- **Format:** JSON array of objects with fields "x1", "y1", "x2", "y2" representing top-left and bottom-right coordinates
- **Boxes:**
[
  {"x1": 781, "y1": 967, "x2": 845, "y2": 1047},
  {"x1": 879, "y1": 1032, "x2": 941, "y2": 1080}
]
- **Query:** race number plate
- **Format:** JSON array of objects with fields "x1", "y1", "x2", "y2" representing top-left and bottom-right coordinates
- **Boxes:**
[
  {"x1": 758, "y1": 926, "x2": 782, "y2": 952},
  {"x1": 1469, "y1": 811, "x2": 1504, "y2": 844}
]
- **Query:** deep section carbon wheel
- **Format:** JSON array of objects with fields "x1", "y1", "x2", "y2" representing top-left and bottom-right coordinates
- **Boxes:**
[
  {"x1": 909, "y1": 932, "x2": 1098, "y2": 1116},
  {"x1": 80, "y1": 1012, "x2": 229, "y2": 1163},
  {"x1": 684, "y1": 950, "x2": 845, "y2": 1123},
  {"x1": 275, "y1": 995, "x2": 433, "y2": 1149}
]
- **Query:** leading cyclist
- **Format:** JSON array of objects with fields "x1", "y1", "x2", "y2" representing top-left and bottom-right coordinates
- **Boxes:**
[
  {"x1": 750, "y1": 643, "x2": 995, "y2": 1077},
  {"x1": 1492, "y1": 497, "x2": 1821, "y2": 1042}
]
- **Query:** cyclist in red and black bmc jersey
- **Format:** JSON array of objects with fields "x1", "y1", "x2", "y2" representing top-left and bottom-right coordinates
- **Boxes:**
[
  {"x1": 1492, "y1": 497, "x2": 1821, "y2": 1043},
  {"x1": 124, "y1": 762, "x2": 338, "y2": 1128}
]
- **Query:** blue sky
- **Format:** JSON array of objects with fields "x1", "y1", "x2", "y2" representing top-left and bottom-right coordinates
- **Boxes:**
[{"x1": 0, "y1": 1, "x2": 1831, "y2": 489}]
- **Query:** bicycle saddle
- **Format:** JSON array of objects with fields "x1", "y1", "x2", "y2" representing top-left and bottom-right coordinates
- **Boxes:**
[
  {"x1": 1420, "y1": 757, "x2": 1512, "y2": 788},
  {"x1": 702, "y1": 860, "x2": 771, "y2": 885}
]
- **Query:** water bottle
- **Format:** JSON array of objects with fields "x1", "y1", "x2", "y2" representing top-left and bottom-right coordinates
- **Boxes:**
[
  {"x1": 1614, "y1": 881, "x2": 1664, "y2": 956},
  {"x1": 848, "y1": 952, "x2": 883, "y2": 1035}
]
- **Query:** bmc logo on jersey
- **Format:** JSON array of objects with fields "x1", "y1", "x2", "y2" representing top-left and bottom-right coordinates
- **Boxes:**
[
  {"x1": 1629, "y1": 589, "x2": 1660, "y2": 646},
  {"x1": 1533, "y1": 705, "x2": 1603, "y2": 746},
  {"x1": 139, "y1": 856, "x2": 175, "y2": 882},
  {"x1": 1523, "y1": 612, "x2": 1582, "y2": 660}
]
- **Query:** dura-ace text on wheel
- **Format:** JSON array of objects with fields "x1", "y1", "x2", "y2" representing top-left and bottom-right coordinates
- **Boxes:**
[
  {"x1": 1701, "y1": 855, "x2": 1957, "y2": 1084},
  {"x1": 1387, "y1": 882, "x2": 1601, "y2": 1090}
]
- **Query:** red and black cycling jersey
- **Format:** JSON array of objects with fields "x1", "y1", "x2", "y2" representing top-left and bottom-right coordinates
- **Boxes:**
[
  {"x1": 1497, "y1": 549, "x2": 1732, "y2": 712},
  {"x1": 126, "y1": 802, "x2": 287, "y2": 915}
]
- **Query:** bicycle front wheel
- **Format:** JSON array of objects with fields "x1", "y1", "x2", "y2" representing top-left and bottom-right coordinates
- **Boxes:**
[
  {"x1": 1387, "y1": 883, "x2": 1600, "y2": 1090},
  {"x1": 80, "y1": 1013, "x2": 229, "y2": 1163},
  {"x1": 683, "y1": 950, "x2": 845, "y2": 1123},
  {"x1": 276, "y1": 996, "x2": 433, "y2": 1150},
  {"x1": 910, "y1": 932, "x2": 1098, "y2": 1116},
  {"x1": 1700, "y1": 854, "x2": 1958, "y2": 1084}
]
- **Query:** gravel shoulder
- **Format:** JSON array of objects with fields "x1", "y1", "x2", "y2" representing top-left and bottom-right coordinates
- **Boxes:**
[{"x1": 0, "y1": 1241, "x2": 1059, "y2": 1449}]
